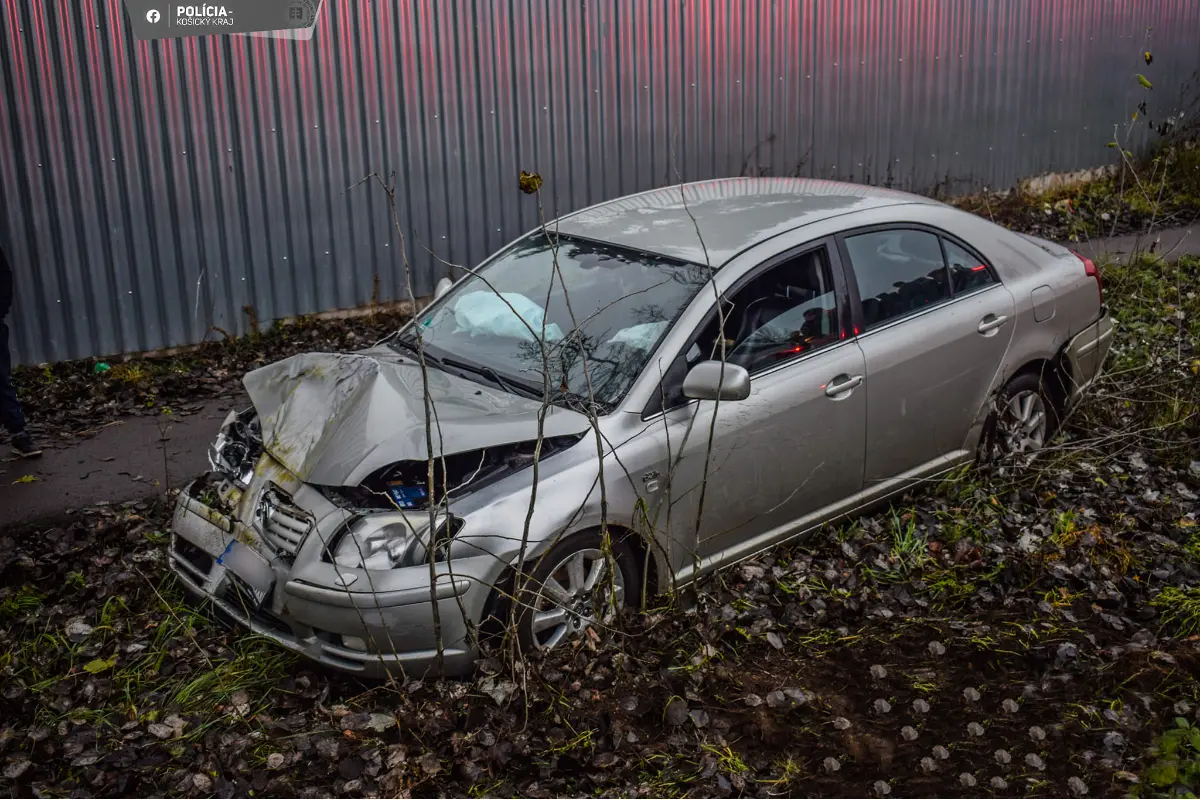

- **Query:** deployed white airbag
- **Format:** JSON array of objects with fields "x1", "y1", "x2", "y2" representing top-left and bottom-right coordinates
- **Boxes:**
[
  {"x1": 607, "y1": 320, "x2": 669, "y2": 350},
  {"x1": 449, "y1": 291, "x2": 564, "y2": 342}
]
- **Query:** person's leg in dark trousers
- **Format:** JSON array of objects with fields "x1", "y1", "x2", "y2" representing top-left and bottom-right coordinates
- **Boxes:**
[
  {"x1": 0, "y1": 318, "x2": 39, "y2": 456},
  {"x1": 0, "y1": 317, "x2": 21, "y2": 429}
]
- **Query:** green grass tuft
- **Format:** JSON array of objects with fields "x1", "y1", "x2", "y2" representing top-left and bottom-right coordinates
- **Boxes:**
[
  {"x1": 1151, "y1": 587, "x2": 1200, "y2": 638},
  {"x1": 0, "y1": 585, "x2": 46, "y2": 619}
]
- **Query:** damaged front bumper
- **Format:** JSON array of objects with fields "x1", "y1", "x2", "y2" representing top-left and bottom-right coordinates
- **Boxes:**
[{"x1": 167, "y1": 468, "x2": 498, "y2": 679}]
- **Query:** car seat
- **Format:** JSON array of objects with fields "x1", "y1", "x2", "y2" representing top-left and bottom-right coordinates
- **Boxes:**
[
  {"x1": 861, "y1": 296, "x2": 882, "y2": 327},
  {"x1": 733, "y1": 294, "x2": 793, "y2": 344},
  {"x1": 734, "y1": 277, "x2": 818, "y2": 342}
]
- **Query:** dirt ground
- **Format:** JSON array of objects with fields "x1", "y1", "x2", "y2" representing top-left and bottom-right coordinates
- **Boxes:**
[
  {"x1": 2, "y1": 249, "x2": 1199, "y2": 798},
  {"x1": 1, "y1": 435, "x2": 1198, "y2": 796}
]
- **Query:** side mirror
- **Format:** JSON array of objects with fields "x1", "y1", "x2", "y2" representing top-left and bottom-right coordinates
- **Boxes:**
[
  {"x1": 682, "y1": 360, "x2": 751, "y2": 402},
  {"x1": 433, "y1": 277, "x2": 454, "y2": 300}
]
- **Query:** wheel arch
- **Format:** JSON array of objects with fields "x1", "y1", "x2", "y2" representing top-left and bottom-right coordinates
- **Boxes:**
[
  {"x1": 1009, "y1": 353, "x2": 1073, "y2": 415},
  {"x1": 477, "y1": 522, "x2": 666, "y2": 644},
  {"x1": 968, "y1": 351, "x2": 1072, "y2": 458}
]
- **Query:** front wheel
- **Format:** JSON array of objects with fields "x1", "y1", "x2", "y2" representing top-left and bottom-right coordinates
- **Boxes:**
[
  {"x1": 979, "y1": 372, "x2": 1060, "y2": 463},
  {"x1": 514, "y1": 530, "x2": 638, "y2": 653}
]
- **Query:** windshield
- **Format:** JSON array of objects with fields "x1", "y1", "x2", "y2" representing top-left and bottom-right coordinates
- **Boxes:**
[{"x1": 394, "y1": 233, "x2": 710, "y2": 409}]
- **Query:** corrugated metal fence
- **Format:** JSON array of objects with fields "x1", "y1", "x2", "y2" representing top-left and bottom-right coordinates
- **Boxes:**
[{"x1": 2, "y1": 0, "x2": 1198, "y2": 365}]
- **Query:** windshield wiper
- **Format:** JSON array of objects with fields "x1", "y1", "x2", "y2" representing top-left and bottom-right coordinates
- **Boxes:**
[
  {"x1": 440, "y1": 356, "x2": 545, "y2": 399},
  {"x1": 389, "y1": 336, "x2": 442, "y2": 366},
  {"x1": 559, "y1": 389, "x2": 613, "y2": 415}
]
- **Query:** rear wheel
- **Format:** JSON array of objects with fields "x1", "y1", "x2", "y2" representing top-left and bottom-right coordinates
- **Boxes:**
[
  {"x1": 514, "y1": 530, "x2": 638, "y2": 653},
  {"x1": 980, "y1": 372, "x2": 1060, "y2": 463}
]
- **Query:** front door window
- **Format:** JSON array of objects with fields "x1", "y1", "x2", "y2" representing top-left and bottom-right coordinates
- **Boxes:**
[{"x1": 649, "y1": 245, "x2": 843, "y2": 413}]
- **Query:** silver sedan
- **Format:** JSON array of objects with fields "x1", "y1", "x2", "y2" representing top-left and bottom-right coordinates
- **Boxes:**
[{"x1": 168, "y1": 178, "x2": 1113, "y2": 677}]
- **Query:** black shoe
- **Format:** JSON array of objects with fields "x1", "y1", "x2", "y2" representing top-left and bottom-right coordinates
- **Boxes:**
[{"x1": 11, "y1": 433, "x2": 42, "y2": 458}]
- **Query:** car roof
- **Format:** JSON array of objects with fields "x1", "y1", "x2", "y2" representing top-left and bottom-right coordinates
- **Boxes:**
[{"x1": 552, "y1": 177, "x2": 943, "y2": 266}]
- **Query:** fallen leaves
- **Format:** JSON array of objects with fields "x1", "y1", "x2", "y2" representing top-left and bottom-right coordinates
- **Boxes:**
[
  {"x1": 664, "y1": 698, "x2": 689, "y2": 726},
  {"x1": 82, "y1": 656, "x2": 116, "y2": 674},
  {"x1": 147, "y1": 723, "x2": 175, "y2": 740},
  {"x1": 0, "y1": 256, "x2": 1198, "y2": 796},
  {"x1": 64, "y1": 618, "x2": 94, "y2": 641}
]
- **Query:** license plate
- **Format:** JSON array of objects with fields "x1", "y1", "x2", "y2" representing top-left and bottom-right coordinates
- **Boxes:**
[{"x1": 216, "y1": 539, "x2": 275, "y2": 607}]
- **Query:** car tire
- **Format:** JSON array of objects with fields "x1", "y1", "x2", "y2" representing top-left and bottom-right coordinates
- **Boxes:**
[
  {"x1": 513, "y1": 529, "x2": 639, "y2": 654},
  {"x1": 979, "y1": 372, "x2": 1061, "y2": 463}
]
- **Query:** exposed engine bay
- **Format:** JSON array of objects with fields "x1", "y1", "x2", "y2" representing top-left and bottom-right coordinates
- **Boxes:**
[
  {"x1": 210, "y1": 405, "x2": 584, "y2": 514},
  {"x1": 319, "y1": 432, "x2": 586, "y2": 511}
]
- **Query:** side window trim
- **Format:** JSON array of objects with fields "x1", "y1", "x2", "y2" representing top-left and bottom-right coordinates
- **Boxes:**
[
  {"x1": 835, "y1": 222, "x2": 999, "y2": 336},
  {"x1": 640, "y1": 237, "x2": 851, "y2": 419}
]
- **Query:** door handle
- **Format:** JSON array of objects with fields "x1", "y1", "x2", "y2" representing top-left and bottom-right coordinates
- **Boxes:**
[
  {"x1": 978, "y1": 314, "x2": 1009, "y2": 334},
  {"x1": 825, "y1": 374, "x2": 863, "y2": 398}
]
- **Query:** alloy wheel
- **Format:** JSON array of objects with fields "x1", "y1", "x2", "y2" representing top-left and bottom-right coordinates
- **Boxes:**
[
  {"x1": 997, "y1": 389, "x2": 1048, "y2": 454},
  {"x1": 528, "y1": 548, "x2": 625, "y2": 649}
]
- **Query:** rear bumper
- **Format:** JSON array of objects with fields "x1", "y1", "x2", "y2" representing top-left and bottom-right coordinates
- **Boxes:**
[{"x1": 1063, "y1": 305, "x2": 1115, "y2": 405}]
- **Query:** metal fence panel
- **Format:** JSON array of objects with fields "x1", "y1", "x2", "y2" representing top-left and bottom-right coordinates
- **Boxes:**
[{"x1": 2, "y1": 0, "x2": 1197, "y2": 365}]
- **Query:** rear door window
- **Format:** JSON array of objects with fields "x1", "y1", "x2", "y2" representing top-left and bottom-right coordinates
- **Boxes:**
[{"x1": 843, "y1": 229, "x2": 950, "y2": 329}]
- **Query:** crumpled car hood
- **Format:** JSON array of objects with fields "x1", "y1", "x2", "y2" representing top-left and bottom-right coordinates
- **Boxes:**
[{"x1": 242, "y1": 345, "x2": 593, "y2": 486}]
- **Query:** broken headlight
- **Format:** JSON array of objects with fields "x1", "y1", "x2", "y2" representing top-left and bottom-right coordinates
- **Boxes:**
[
  {"x1": 328, "y1": 514, "x2": 463, "y2": 569},
  {"x1": 209, "y1": 408, "x2": 262, "y2": 486},
  {"x1": 331, "y1": 518, "x2": 421, "y2": 570}
]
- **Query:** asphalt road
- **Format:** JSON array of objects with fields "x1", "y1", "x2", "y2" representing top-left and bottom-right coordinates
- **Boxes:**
[
  {"x1": 0, "y1": 226, "x2": 1196, "y2": 531},
  {"x1": 0, "y1": 398, "x2": 239, "y2": 529},
  {"x1": 1069, "y1": 225, "x2": 1198, "y2": 264}
]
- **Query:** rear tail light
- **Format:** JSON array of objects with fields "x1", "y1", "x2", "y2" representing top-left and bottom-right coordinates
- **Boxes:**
[{"x1": 1071, "y1": 250, "x2": 1103, "y2": 302}]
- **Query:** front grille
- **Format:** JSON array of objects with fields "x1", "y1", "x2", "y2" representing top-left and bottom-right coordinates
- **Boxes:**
[
  {"x1": 257, "y1": 487, "x2": 313, "y2": 557},
  {"x1": 210, "y1": 586, "x2": 293, "y2": 641},
  {"x1": 221, "y1": 573, "x2": 268, "y2": 614},
  {"x1": 220, "y1": 576, "x2": 291, "y2": 633}
]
